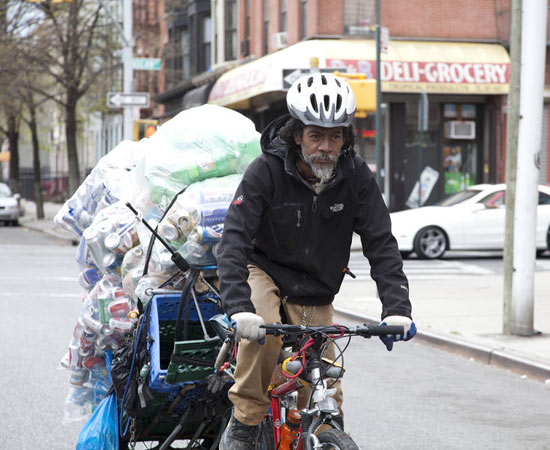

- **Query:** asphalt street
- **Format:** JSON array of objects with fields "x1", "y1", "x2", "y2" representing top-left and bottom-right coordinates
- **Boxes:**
[{"x1": 2, "y1": 225, "x2": 550, "y2": 449}]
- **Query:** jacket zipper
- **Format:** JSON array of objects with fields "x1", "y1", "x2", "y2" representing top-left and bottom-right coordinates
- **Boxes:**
[
  {"x1": 296, "y1": 209, "x2": 302, "y2": 227},
  {"x1": 312, "y1": 196, "x2": 317, "y2": 213}
]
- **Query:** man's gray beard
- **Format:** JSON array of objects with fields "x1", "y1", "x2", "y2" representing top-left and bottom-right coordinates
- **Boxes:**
[{"x1": 300, "y1": 150, "x2": 337, "y2": 184}]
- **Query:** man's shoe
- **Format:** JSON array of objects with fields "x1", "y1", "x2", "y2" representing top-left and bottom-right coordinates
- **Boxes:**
[{"x1": 220, "y1": 410, "x2": 260, "y2": 450}]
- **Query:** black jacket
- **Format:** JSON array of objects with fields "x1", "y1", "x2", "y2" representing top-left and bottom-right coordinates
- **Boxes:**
[{"x1": 217, "y1": 115, "x2": 412, "y2": 320}]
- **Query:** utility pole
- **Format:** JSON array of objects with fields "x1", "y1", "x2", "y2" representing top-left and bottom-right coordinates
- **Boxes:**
[
  {"x1": 503, "y1": 0, "x2": 521, "y2": 334},
  {"x1": 503, "y1": 0, "x2": 547, "y2": 335},
  {"x1": 122, "y1": 0, "x2": 134, "y2": 141},
  {"x1": 374, "y1": 0, "x2": 382, "y2": 188}
]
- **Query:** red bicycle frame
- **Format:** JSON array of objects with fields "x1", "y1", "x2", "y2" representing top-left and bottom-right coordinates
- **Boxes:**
[{"x1": 268, "y1": 379, "x2": 304, "y2": 449}]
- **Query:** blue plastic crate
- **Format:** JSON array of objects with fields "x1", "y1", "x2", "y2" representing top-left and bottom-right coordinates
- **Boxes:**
[{"x1": 147, "y1": 293, "x2": 221, "y2": 393}]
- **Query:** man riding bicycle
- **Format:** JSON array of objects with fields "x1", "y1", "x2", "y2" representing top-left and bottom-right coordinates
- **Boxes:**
[{"x1": 217, "y1": 73, "x2": 415, "y2": 450}]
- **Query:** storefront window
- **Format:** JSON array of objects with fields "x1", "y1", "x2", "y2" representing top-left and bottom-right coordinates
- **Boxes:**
[{"x1": 441, "y1": 103, "x2": 478, "y2": 195}]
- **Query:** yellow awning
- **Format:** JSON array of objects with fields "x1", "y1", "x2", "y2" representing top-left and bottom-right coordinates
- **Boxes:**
[{"x1": 208, "y1": 40, "x2": 510, "y2": 108}]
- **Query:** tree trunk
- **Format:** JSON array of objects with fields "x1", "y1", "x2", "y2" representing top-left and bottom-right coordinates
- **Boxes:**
[
  {"x1": 7, "y1": 114, "x2": 19, "y2": 194},
  {"x1": 29, "y1": 105, "x2": 44, "y2": 219},
  {"x1": 65, "y1": 100, "x2": 80, "y2": 197}
]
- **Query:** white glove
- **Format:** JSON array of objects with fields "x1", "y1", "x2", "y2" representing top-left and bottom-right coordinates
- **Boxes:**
[
  {"x1": 231, "y1": 312, "x2": 266, "y2": 341},
  {"x1": 381, "y1": 315, "x2": 413, "y2": 339}
]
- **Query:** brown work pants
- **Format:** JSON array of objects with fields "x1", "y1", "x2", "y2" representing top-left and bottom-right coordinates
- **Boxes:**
[{"x1": 229, "y1": 265, "x2": 343, "y2": 426}]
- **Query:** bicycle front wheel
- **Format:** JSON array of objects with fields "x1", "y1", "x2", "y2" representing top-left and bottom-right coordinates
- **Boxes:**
[{"x1": 316, "y1": 429, "x2": 360, "y2": 450}]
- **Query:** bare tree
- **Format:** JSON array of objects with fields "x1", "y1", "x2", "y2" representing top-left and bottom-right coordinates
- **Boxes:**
[
  {"x1": 0, "y1": 0, "x2": 30, "y2": 194},
  {"x1": 23, "y1": 0, "x2": 120, "y2": 195}
]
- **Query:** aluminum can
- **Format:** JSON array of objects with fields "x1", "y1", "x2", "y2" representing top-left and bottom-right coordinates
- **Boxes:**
[
  {"x1": 97, "y1": 220, "x2": 116, "y2": 235},
  {"x1": 97, "y1": 296, "x2": 112, "y2": 324},
  {"x1": 79, "y1": 327, "x2": 95, "y2": 353},
  {"x1": 158, "y1": 221, "x2": 182, "y2": 241},
  {"x1": 108, "y1": 298, "x2": 131, "y2": 317},
  {"x1": 69, "y1": 368, "x2": 86, "y2": 387},
  {"x1": 198, "y1": 205, "x2": 228, "y2": 227},
  {"x1": 109, "y1": 318, "x2": 133, "y2": 333},
  {"x1": 69, "y1": 344, "x2": 82, "y2": 369},
  {"x1": 188, "y1": 226, "x2": 221, "y2": 245},
  {"x1": 82, "y1": 356, "x2": 104, "y2": 370},
  {"x1": 78, "y1": 267, "x2": 102, "y2": 290},
  {"x1": 82, "y1": 313, "x2": 104, "y2": 335},
  {"x1": 175, "y1": 208, "x2": 200, "y2": 234},
  {"x1": 104, "y1": 233, "x2": 124, "y2": 254}
]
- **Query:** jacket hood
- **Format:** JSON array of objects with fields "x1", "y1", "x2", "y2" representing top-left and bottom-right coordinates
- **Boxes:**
[{"x1": 260, "y1": 113, "x2": 357, "y2": 163}]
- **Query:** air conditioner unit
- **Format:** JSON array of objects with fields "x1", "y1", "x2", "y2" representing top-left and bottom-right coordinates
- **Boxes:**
[
  {"x1": 272, "y1": 32, "x2": 288, "y2": 50},
  {"x1": 444, "y1": 120, "x2": 476, "y2": 140}
]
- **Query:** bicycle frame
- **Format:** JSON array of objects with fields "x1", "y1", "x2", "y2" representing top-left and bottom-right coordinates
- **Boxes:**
[{"x1": 266, "y1": 332, "x2": 344, "y2": 450}]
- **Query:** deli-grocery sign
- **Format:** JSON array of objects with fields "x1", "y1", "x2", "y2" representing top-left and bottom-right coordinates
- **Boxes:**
[{"x1": 326, "y1": 59, "x2": 509, "y2": 94}]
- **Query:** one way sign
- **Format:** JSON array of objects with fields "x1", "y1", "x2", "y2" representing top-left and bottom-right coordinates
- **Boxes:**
[{"x1": 107, "y1": 92, "x2": 150, "y2": 108}]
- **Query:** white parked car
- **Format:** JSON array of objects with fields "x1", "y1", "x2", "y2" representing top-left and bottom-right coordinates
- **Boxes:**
[
  {"x1": 0, "y1": 182, "x2": 23, "y2": 226},
  {"x1": 390, "y1": 184, "x2": 550, "y2": 259}
]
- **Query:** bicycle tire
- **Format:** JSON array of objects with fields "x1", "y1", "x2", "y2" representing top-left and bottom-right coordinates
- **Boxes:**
[
  {"x1": 257, "y1": 416, "x2": 275, "y2": 450},
  {"x1": 316, "y1": 429, "x2": 360, "y2": 450}
]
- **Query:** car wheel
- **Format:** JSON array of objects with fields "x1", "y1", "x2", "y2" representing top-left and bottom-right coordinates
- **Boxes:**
[{"x1": 414, "y1": 226, "x2": 448, "y2": 259}]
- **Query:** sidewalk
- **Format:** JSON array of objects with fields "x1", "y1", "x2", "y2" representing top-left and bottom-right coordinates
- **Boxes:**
[{"x1": 19, "y1": 200, "x2": 550, "y2": 383}]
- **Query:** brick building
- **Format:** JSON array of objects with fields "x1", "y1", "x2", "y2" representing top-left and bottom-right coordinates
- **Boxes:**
[{"x1": 205, "y1": 0, "x2": 549, "y2": 211}]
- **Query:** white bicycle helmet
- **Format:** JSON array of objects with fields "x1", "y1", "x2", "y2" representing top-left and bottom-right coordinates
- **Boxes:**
[{"x1": 286, "y1": 73, "x2": 357, "y2": 127}]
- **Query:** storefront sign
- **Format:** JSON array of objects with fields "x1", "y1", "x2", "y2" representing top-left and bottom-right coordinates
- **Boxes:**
[
  {"x1": 326, "y1": 59, "x2": 509, "y2": 94},
  {"x1": 209, "y1": 63, "x2": 272, "y2": 103}
]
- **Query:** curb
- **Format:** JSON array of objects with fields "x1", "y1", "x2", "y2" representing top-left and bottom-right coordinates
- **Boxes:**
[
  {"x1": 334, "y1": 307, "x2": 550, "y2": 383},
  {"x1": 20, "y1": 221, "x2": 79, "y2": 245}
]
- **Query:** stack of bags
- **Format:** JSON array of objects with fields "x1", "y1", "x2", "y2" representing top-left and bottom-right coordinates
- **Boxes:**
[{"x1": 56, "y1": 105, "x2": 261, "y2": 422}]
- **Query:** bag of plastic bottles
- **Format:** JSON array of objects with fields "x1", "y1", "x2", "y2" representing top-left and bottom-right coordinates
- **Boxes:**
[{"x1": 134, "y1": 104, "x2": 261, "y2": 211}]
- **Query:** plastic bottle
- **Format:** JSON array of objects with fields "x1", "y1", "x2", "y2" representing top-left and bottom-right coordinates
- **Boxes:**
[{"x1": 279, "y1": 409, "x2": 301, "y2": 450}]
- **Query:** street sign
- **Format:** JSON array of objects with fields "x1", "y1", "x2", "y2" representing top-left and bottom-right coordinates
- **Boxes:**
[
  {"x1": 282, "y1": 68, "x2": 347, "y2": 90},
  {"x1": 107, "y1": 92, "x2": 150, "y2": 108},
  {"x1": 133, "y1": 58, "x2": 162, "y2": 71}
]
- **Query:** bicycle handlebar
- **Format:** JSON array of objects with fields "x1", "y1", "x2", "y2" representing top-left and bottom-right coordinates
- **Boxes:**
[{"x1": 259, "y1": 323, "x2": 405, "y2": 338}]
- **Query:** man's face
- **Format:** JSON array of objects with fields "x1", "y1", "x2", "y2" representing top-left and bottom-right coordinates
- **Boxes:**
[{"x1": 294, "y1": 125, "x2": 345, "y2": 181}]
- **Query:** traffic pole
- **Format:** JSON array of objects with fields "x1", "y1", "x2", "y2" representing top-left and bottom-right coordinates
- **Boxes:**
[
  {"x1": 506, "y1": 0, "x2": 547, "y2": 336},
  {"x1": 502, "y1": 0, "x2": 521, "y2": 335},
  {"x1": 122, "y1": 0, "x2": 134, "y2": 141},
  {"x1": 374, "y1": 0, "x2": 382, "y2": 189}
]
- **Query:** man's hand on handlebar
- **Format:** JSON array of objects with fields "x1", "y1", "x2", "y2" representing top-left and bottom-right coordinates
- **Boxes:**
[
  {"x1": 231, "y1": 312, "x2": 266, "y2": 341},
  {"x1": 379, "y1": 315, "x2": 417, "y2": 351}
]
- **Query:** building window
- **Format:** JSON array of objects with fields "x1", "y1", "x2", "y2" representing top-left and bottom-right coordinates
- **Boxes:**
[
  {"x1": 280, "y1": 0, "x2": 287, "y2": 32},
  {"x1": 245, "y1": 0, "x2": 250, "y2": 38},
  {"x1": 300, "y1": 0, "x2": 307, "y2": 39},
  {"x1": 199, "y1": 15, "x2": 211, "y2": 72},
  {"x1": 182, "y1": 29, "x2": 190, "y2": 79},
  {"x1": 263, "y1": 0, "x2": 269, "y2": 55},
  {"x1": 225, "y1": 0, "x2": 237, "y2": 60},
  {"x1": 343, "y1": 0, "x2": 376, "y2": 35}
]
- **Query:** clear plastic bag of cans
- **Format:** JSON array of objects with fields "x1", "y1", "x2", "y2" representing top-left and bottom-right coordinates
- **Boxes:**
[
  {"x1": 63, "y1": 276, "x2": 138, "y2": 422},
  {"x1": 134, "y1": 105, "x2": 261, "y2": 210},
  {"x1": 82, "y1": 202, "x2": 139, "y2": 276},
  {"x1": 121, "y1": 245, "x2": 181, "y2": 302},
  {"x1": 54, "y1": 140, "x2": 144, "y2": 237},
  {"x1": 75, "y1": 236, "x2": 103, "y2": 292},
  {"x1": 156, "y1": 174, "x2": 242, "y2": 267}
]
